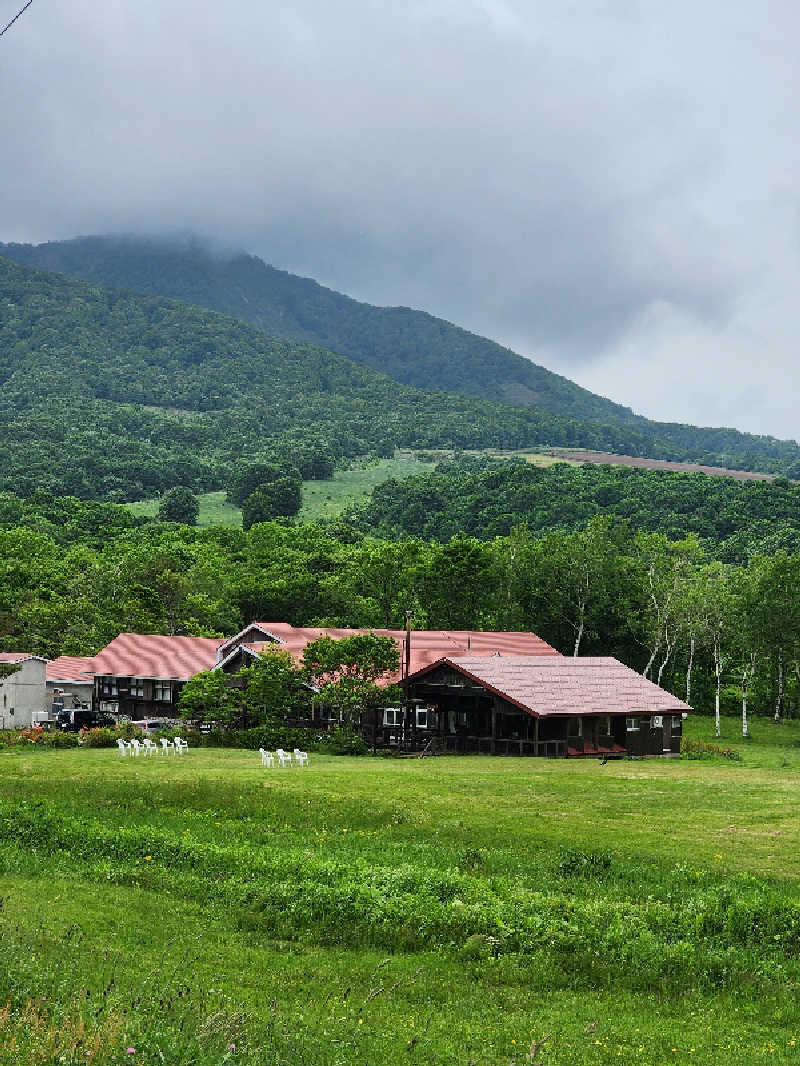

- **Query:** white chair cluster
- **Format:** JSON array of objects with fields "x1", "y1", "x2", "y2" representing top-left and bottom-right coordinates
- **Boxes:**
[
  {"x1": 116, "y1": 737, "x2": 188, "y2": 756},
  {"x1": 259, "y1": 747, "x2": 309, "y2": 767}
]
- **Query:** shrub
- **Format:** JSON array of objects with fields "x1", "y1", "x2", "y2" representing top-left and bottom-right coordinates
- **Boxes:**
[
  {"x1": 0, "y1": 728, "x2": 80, "y2": 749},
  {"x1": 681, "y1": 738, "x2": 742, "y2": 761},
  {"x1": 317, "y1": 725, "x2": 368, "y2": 756},
  {"x1": 186, "y1": 725, "x2": 319, "y2": 751},
  {"x1": 82, "y1": 727, "x2": 119, "y2": 748}
]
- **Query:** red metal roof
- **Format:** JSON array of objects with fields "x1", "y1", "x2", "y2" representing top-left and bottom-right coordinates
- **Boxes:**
[
  {"x1": 0, "y1": 652, "x2": 37, "y2": 663},
  {"x1": 408, "y1": 655, "x2": 693, "y2": 718},
  {"x1": 221, "y1": 622, "x2": 560, "y2": 683},
  {"x1": 90, "y1": 633, "x2": 225, "y2": 680},
  {"x1": 46, "y1": 655, "x2": 96, "y2": 683}
]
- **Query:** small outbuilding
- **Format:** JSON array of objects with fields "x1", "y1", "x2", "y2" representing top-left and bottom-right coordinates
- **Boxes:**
[
  {"x1": 0, "y1": 653, "x2": 48, "y2": 729},
  {"x1": 400, "y1": 655, "x2": 691, "y2": 757}
]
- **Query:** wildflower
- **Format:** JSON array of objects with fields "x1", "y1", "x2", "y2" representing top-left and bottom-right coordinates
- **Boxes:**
[
  {"x1": 227, "y1": 1043, "x2": 235, "y2": 1051},
  {"x1": 127, "y1": 1049, "x2": 136, "y2": 1056},
  {"x1": 144, "y1": 856, "x2": 152, "y2": 861}
]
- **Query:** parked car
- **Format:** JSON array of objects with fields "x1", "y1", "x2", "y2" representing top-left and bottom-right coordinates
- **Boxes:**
[{"x1": 56, "y1": 709, "x2": 115, "y2": 732}]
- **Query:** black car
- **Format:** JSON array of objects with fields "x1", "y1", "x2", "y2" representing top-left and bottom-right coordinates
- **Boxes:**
[{"x1": 56, "y1": 709, "x2": 115, "y2": 732}]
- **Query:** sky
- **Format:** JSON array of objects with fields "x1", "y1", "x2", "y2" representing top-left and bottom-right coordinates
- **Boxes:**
[{"x1": 2, "y1": 0, "x2": 800, "y2": 439}]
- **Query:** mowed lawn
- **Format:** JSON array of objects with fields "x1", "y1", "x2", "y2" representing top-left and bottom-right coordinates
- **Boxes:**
[{"x1": 2, "y1": 718, "x2": 800, "y2": 1065}]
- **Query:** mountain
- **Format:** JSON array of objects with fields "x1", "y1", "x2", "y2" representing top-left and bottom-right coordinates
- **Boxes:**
[
  {"x1": 4, "y1": 235, "x2": 800, "y2": 479},
  {"x1": 0, "y1": 235, "x2": 634, "y2": 422},
  {"x1": 0, "y1": 255, "x2": 671, "y2": 501}
]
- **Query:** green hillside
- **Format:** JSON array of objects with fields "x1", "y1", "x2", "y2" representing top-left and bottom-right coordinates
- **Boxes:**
[
  {"x1": 0, "y1": 256, "x2": 672, "y2": 500},
  {"x1": 4, "y1": 235, "x2": 800, "y2": 475},
  {"x1": 356, "y1": 455, "x2": 800, "y2": 559}
]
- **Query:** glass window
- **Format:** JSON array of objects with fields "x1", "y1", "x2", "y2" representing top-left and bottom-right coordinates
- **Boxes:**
[
  {"x1": 416, "y1": 708, "x2": 428, "y2": 729},
  {"x1": 129, "y1": 679, "x2": 144, "y2": 698},
  {"x1": 100, "y1": 678, "x2": 117, "y2": 697},
  {"x1": 671, "y1": 715, "x2": 682, "y2": 732},
  {"x1": 383, "y1": 707, "x2": 402, "y2": 726},
  {"x1": 154, "y1": 680, "x2": 171, "y2": 702},
  {"x1": 626, "y1": 717, "x2": 640, "y2": 732}
]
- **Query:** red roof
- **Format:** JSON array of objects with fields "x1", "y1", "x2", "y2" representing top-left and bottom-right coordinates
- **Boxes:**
[
  {"x1": 90, "y1": 634, "x2": 225, "y2": 680},
  {"x1": 46, "y1": 655, "x2": 96, "y2": 683},
  {"x1": 219, "y1": 622, "x2": 560, "y2": 682},
  {"x1": 408, "y1": 655, "x2": 693, "y2": 718},
  {"x1": 0, "y1": 652, "x2": 38, "y2": 663}
]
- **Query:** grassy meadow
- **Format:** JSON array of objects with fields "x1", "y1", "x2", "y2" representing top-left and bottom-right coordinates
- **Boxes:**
[
  {"x1": 125, "y1": 453, "x2": 437, "y2": 527},
  {"x1": 2, "y1": 716, "x2": 800, "y2": 1065}
]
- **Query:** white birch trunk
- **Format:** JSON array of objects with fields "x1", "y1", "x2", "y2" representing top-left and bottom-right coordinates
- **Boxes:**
[
  {"x1": 685, "y1": 636, "x2": 695, "y2": 704},
  {"x1": 775, "y1": 651, "x2": 784, "y2": 722},
  {"x1": 741, "y1": 675, "x2": 749, "y2": 739},
  {"x1": 573, "y1": 614, "x2": 584, "y2": 657},
  {"x1": 713, "y1": 639, "x2": 722, "y2": 739},
  {"x1": 741, "y1": 651, "x2": 755, "y2": 739}
]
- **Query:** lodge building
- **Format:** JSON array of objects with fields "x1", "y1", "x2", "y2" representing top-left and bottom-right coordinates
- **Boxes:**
[{"x1": 7, "y1": 622, "x2": 691, "y2": 756}]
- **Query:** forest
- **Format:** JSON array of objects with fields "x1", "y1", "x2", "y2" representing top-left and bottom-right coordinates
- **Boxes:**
[
  {"x1": 5, "y1": 237, "x2": 800, "y2": 481},
  {"x1": 3, "y1": 486, "x2": 800, "y2": 733},
  {"x1": 357, "y1": 454, "x2": 800, "y2": 561}
]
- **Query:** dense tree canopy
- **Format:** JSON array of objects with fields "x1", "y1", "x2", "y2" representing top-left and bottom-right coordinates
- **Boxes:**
[{"x1": 357, "y1": 456, "x2": 800, "y2": 560}]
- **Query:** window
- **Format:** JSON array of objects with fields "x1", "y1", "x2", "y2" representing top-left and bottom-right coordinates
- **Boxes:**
[
  {"x1": 651, "y1": 715, "x2": 663, "y2": 729},
  {"x1": 100, "y1": 678, "x2": 117, "y2": 697},
  {"x1": 129, "y1": 678, "x2": 144, "y2": 698},
  {"x1": 384, "y1": 707, "x2": 402, "y2": 726},
  {"x1": 671, "y1": 716, "x2": 682, "y2": 733},
  {"x1": 416, "y1": 708, "x2": 428, "y2": 729},
  {"x1": 154, "y1": 680, "x2": 171, "y2": 702},
  {"x1": 626, "y1": 717, "x2": 640, "y2": 732}
]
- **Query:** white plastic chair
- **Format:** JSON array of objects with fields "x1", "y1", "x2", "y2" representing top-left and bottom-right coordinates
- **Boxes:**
[
  {"x1": 129, "y1": 738, "x2": 141, "y2": 757},
  {"x1": 275, "y1": 748, "x2": 292, "y2": 768},
  {"x1": 259, "y1": 748, "x2": 274, "y2": 767},
  {"x1": 116, "y1": 738, "x2": 128, "y2": 757},
  {"x1": 174, "y1": 738, "x2": 188, "y2": 755},
  {"x1": 293, "y1": 748, "x2": 309, "y2": 767},
  {"x1": 159, "y1": 737, "x2": 173, "y2": 755},
  {"x1": 142, "y1": 738, "x2": 157, "y2": 756}
]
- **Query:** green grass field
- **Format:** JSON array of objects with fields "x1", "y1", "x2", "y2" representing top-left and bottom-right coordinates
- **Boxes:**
[{"x1": 2, "y1": 716, "x2": 800, "y2": 1065}]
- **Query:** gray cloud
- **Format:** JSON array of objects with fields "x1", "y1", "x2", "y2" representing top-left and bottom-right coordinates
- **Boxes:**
[{"x1": 2, "y1": 1, "x2": 800, "y2": 436}]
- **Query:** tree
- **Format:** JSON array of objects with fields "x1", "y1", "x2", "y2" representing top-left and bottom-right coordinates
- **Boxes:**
[
  {"x1": 303, "y1": 633, "x2": 401, "y2": 723},
  {"x1": 242, "y1": 478, "x2": 302, "y2": 529},
  {"x1": 227, "y1": 461, "x2": 301, "y2": 507},
  {"x1": 178, "y1": 670, "x2": 242, "y2": 725},
  {"x1": 237, "y1": 648, "x2": 310, "y2": 724},
  {"x1": 157, "y1": 487, "x2": 199, "y2": 525}
]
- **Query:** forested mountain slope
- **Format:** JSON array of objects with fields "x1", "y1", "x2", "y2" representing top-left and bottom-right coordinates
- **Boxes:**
[
  {"x1": 0, "y1": 256, "x2": 667, "y2": 501},
  {"x1": 357, "y1": 456, "x2": 800, "y2": 560},
  {"x1": 4, "y1": 235, "x2": 800, "y2": 476}
]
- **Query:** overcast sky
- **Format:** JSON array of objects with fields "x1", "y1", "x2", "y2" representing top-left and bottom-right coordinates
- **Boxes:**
[{"x1": 2, "y1": 1, "x2": 800, "y2": 438}]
